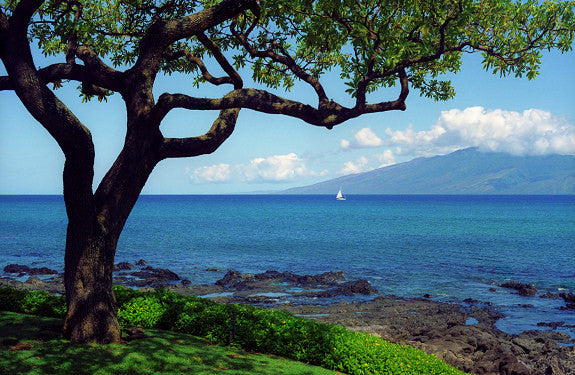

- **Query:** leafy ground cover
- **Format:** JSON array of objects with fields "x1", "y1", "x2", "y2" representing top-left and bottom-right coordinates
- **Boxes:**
[
  {"x1": 0, "y1": 311, "x2": 339, "y2": 375},
  {"x1": 0, "y1": 286, "x2": 469, "y2": 374}
]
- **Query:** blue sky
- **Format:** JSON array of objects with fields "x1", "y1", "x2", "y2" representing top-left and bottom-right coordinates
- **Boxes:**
[{"x1": 1, "y1": 49, "x2": 574, "y2": 194}]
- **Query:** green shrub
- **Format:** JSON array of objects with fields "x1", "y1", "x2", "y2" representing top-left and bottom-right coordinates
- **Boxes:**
[
  {"x1": 0, "y1": 286, "x2": 27, "y2": 312},
  {"x1": 113, "y1": 284, "x2": 140, "y2": 307},
  {"x1": 173, "y1": 299, "x2": 232, "y2": 344},
  {"x1": 0, "y1": 287, "x2": 65, "y2": 318},
  {"x1": 117, "y1": 295, "x2": 166, "y2": 328},
  {"x1": 114, "y1": 290, "x2": 467, "y2": 374},
  {"x1": 0, "y1": 286, "x2": 468, "y2": 374}
]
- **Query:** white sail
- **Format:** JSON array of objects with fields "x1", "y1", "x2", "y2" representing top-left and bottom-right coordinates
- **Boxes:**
[{"x1": 336, "y1": 187, "x2": 346, "y2": 200}]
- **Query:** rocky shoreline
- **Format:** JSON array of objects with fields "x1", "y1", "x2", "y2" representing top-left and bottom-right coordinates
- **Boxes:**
[{"x1": 2, "y1": 262, "x2": 575, "y2": 375}]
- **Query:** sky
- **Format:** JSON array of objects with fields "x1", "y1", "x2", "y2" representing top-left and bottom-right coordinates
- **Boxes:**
[{"x1": 1, "y1": 47, "x2": 574, "y2": 194}]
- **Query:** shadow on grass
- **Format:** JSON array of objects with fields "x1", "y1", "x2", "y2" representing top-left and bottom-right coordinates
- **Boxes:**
[{"x1": 0, "y1": 311, "x2": 335, "y2": 375}]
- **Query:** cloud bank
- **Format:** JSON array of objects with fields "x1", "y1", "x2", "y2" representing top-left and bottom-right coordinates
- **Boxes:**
[
  {"x1": 338, "y1": 107, "x2": 574, "y2": 175},
  {"x1": 189, "y1": 153, "x2": 327, "y2": 183},
  {"x1": 386, "y1": 107, "x2": 575, "y2": 156}
]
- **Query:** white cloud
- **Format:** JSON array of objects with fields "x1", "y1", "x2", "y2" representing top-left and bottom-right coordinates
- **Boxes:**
[
  {"x1": 190, "y1": 164, "x2": 232, "y2": 183},
  {"x1": 242, "y1": 153, "x2": 313, "y2": 181},
  {"x1": 341, "y1": 156, "x2": 371, "y2": 174},
  {"x1": 341, "y1": 127, "x2": 384, "y2": 149},
  {"x1": 340, "y1": 139, "x2": 351, "y2": 150},
  {"x1": 355, "y1": 127, "x2": 384, "y2": 147},
  {"x1": 375, "y1": 149, "x2": 396, "y2": 167},
  {"x1": 189, "y1": 153, "x2": 326, "y2": 183},
  {"x1": 385, "y1": 107, "x2": 575, "y2": 156},
  {"x1": 339, "y1": 149, "x2": 396, "y2": 175}
]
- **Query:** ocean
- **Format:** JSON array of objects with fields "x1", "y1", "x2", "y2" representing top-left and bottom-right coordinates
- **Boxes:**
[{"x1": 1, "y1": 194, "x2": 574, "y2": 337}]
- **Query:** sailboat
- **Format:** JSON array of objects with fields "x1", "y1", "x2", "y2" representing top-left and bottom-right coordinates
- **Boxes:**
[{"x1": 336, "y1": 187, "x2": 346, "y2": 200}]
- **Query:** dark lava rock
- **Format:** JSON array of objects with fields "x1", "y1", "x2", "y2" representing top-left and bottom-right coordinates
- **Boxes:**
[
  {"x1": 216, "y1": 270, "x2": 347, "y2": 289},
  {"x1": 181, "y1": 279, "x2": 192, "y2": 286},
  {"x1": 28, "y1": 267, "x2": 58, "y2": 275},
  {"x1": 463, "y1": 298, "x2": 480, "y2": 304},
  {"x1": 339, "y1": 279, "x2": 377, "y2": 295},
  {"x1": 142, "y1": 266, "x2": 180, "y2": 281},
  {"x1": 296, "y1": 271, "x2": 345, "y2": 286},
  {"x1": 4, "y1": 264, "x2": 31, "y2": 274},
  {"x1": 559, "y1": 292, "x2": 575, "y2": 303},
  {"x1": 126, "y1": 266, "x2": 181, "y2": 287},
  {"x1": 306, "y1": 280, "x2": 378, "y2": 298},
  {"x1": 216, "y1": 270, "x2": 244, "y2": 286},
  {"x1": 4, "y1": 264, "x2": 58, "y2": 276},
  {"x1": 500, "y1": 281, "x2": 537, "y2": 296},
  {"x1": 135, "y1": 259, "x2": 147, "y2": 266},
  {"x1": 540, "y1": 292, "x2": 561, "y2": 299},
  {"x1": 114, "y1": 262, "x2": 133, "y2": 271},
  {"x1": 129, "y1": 271, "x2": 154, "y2": 279},
  {"x1": 537, "y1": 321, "x2": 565, "y2": 329},
  {"x1": 252, "y1": 270, "x2": 285, "y2": 281},
  {"x1": 216, "y1": 270, "x2": 371, "y2": 299},
  {"x1": 252, "y1": 270, "x2": 345, "y2": 286}
]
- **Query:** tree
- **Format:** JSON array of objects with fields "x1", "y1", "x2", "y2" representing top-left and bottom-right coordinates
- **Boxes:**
[{"x1": 1, "y1": 0, "x2": 573, "y2": 343}]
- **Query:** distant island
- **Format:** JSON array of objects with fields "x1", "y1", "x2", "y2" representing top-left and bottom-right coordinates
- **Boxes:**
[{"x1": 282, "y1": 148, "x2": 575, "y2": 195}]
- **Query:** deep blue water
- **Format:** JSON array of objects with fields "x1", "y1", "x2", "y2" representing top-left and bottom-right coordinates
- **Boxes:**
[{"x1": 1, "y1": 195, "x2": 574, "y2": 336}]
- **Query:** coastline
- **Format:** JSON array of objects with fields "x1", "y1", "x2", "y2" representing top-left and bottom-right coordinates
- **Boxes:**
[{"x1": 1, "y1": 263, "x2": 574, "y2": 375}]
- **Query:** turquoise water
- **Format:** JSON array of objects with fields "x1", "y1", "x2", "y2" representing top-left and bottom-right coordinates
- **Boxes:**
[{"x1": 1, "y1": 195, "x2": 574, "y2": 335}]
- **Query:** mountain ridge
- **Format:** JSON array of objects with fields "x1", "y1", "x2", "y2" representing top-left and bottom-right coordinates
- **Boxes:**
[{"x1": 282, "y1": 148, "x2": 575, "y2": 195}]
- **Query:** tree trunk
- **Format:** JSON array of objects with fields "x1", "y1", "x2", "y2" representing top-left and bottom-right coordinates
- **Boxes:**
[
  {"x1": 62, "y1": 221, "x2": 121, "y2": 343},
  {"x1": 60, "y1": 142, "x2": 160, "y2": 343}
]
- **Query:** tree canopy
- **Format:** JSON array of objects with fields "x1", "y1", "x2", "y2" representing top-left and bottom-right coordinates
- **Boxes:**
[{"x1": 2, "y1": 0, "x2": 574, "y2": 129}]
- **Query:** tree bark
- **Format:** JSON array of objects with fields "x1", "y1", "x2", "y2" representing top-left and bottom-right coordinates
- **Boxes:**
[{"x1": 63, "y1": 224, "x2": 120, "y2": 343}]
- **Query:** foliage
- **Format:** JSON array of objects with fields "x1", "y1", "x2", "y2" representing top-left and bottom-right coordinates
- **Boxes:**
[
  {"x1": 0, "y1": 311, "x2": 338, "y2": 375},
  {"x1": 1, "y1": 286, "x2": 469, "y2": 374},
  {"x1": 117, "y1": 296, "x2": 166, "y2": 328},
  {"x1": 2, "y1": 0, "x2": 574, "y2": 103},
  {"x1": 0, "y1": 287, "x2": 65, "y2": 318}
]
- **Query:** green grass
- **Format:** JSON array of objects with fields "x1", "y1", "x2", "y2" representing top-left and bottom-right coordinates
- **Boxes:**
[{"x1": 0, "y1": 311, "x2": 340, "y2": 375}]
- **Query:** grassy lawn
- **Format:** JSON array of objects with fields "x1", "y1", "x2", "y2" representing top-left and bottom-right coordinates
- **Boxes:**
[{"x1": 0, "y1": 311, "x2": 341, "y2": 375}]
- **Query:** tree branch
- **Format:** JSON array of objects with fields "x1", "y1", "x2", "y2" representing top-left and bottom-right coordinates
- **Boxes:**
[
  {"x1": 65, "y1": 2, "x2": 82, "y2": 64},
  {"x1": 196, "y1": 32, "x2": 243, "y2": 89},
  {"x1": 135, "y1": 0, "x2": 258, "y2": 74},
  {"x1": 230, "y1": 18, "x2": 329, "y2": 104},
  {"x1": 0, "y1": 76, "x2": 11, "y2": 90},
  {"x1": 0, "y1": 61, "x2": 123, "y2": 93},
  {"x1": 0, "y1": 8, "x2": 8, "y2": 33},
  {"x1": 365, "y1": 68, "x2": 408, "y2": 113},
  {"x1": 159, "y1": 108, "x2": 240, "y2": 159},
  {"x1": 165, "y1": 49, "x2": 236, "y2": 86},
  {"x1": 154, "y1": 81, "x2": 408, "y2": 130},
  {"x1": 75, "y1": 46, "x2": 124, "y2": 88}
]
